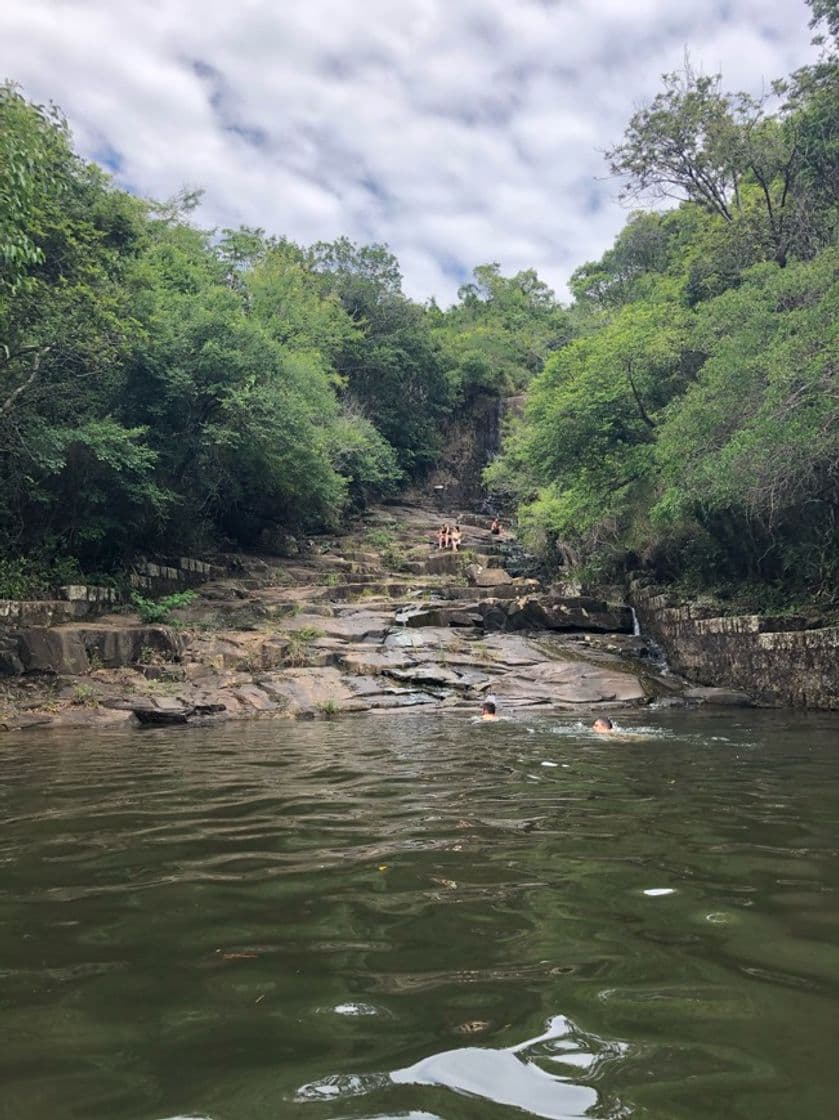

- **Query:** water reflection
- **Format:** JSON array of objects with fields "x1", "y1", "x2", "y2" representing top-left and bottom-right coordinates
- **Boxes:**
[{"x1": 297, "y1": 1013, "x2": 629, "y2": 1118}]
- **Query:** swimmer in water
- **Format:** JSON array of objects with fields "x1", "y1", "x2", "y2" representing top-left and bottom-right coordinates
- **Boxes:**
[
  {"x1": 481, "y1": 700, "x2": 499, "y2": 721},
  {"x1": 592, "y1": 717, "x2": 615, "y2": 733}
]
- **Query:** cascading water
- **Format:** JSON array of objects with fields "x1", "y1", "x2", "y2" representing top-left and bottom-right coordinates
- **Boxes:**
[{"x1": 630, "y1": 604, "x2": 671, "y2": 675}]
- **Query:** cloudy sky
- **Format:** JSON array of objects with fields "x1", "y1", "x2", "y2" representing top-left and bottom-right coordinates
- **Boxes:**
[{"x1": 0, "y1": 0, "x2": 820, "y2": 303}]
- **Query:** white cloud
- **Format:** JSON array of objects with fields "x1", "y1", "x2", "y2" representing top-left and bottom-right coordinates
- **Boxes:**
[{"x1": 0, "y1": 0, "x2": 820, "y2": 302}]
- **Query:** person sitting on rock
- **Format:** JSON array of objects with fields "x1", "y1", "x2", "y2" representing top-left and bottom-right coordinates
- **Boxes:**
[
  {"x1": 480, "y1": 700, "x2": 498, "y2": 721},
  {"x1": 437, "y1": 524, "x2": 447, "y2": 550},
  {"x1": 592, "y1": 717, "x2": 615, "y2": 733},
  {"x1": 450, "y1": 524, "x2": 462, "y2": 552},
  {"x1": 490, "y1": 517, "x2": 501, "y2": 536}
]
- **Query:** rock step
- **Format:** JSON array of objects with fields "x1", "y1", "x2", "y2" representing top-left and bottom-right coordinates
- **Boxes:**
[
  {"x1": 394, "y1": 595, "x2": 633, "y2": 635},
  {"x1": 3, "y1": 624, "x2": 183, "y2": 677}
]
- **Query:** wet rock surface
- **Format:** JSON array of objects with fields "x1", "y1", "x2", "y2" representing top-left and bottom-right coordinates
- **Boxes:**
[{"x1": 1, "y1": 503, "x2": 691, "y2": 731}]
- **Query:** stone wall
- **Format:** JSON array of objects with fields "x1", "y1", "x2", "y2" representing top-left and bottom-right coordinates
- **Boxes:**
[
  {"x1": 129, "y1": 556, "x2": 218, "y2": 596},
  {"x1": 631, "y1": 581, "x2": 839, "y2": 709},
  {"x1": 1, "y1": 556, "x2": 222, "y2": 677}
]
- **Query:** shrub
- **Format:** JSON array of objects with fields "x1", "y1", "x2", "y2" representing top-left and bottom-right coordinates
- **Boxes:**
[{"x1": 132, "y1": 589, "x2": 197, "y2": 624}]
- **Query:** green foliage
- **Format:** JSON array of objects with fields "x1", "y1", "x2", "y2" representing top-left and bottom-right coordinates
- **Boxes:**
[
  {"x1": 131, "y1": 589, "x2": 196, "y2": 625},
  {"x1": 282, "y1": 626, "x2": 323, "y2": 666},
  {"x1": 366, "y1": 528, "x2": 396, "y2": 549},
  {"x1": 435, "y1": 264, "x2": 573, "y2": 403},
  {"x1": 0, "y1": 554, "x2": 83, "y2": 599},
  {"x1": 71, "y1": 683, "x2": 98, "y2": 708},
  {"x1": 0, "y1": 91, "x2": 464, "y2": 571},
  {"x1": 492, "y1": 28, "x2": 839, "y2": 604},
  {"x1": 3, "y1": 12, "x2": 834, "y2": 619}
]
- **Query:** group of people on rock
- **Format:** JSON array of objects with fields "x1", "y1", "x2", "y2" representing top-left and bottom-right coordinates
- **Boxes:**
[
  {"x1": 436, "y1": 517, "x2": 502, "y2": 552},
  {"x1": 436, "y1": 523, "x2": 463, "y2": 551}
]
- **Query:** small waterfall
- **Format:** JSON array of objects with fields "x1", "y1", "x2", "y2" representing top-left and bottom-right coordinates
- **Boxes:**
[{"x1": 629, "y1": 603, "x2": 671, "y2": 674}]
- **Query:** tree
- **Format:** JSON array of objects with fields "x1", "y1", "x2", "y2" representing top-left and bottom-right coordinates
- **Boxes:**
[
  {"x1": 308, "y1": 237, "x2": 450, "y2": 475},
  {"x1": 606, "y1": 62, "x2": 805, "y2": 266}
]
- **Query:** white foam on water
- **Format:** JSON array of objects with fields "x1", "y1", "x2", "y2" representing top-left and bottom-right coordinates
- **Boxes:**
[
  {"x1": 333, "y1": 1002, "x2": 380, "y2": 1016},
  {"x1": 643, "y1": 888, "x2": 675, "y2": 897},
  {"x1": 541, "y1": 761, "x2": 558, "y2": 767}
]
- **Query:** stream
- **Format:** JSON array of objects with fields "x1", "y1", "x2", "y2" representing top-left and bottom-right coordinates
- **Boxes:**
[{"x1": 1, "y1": 709, "x2": 838, "y2": 1119}]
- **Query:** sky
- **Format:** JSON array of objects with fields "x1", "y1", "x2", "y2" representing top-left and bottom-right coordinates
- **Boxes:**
[{"x1": 0, "y1": 0, "x2": 821, "y2": 304}]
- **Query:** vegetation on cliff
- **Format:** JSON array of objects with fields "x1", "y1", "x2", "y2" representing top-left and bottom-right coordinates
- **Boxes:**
[
  {"x1": 487, "y1": 1, "x2": 839, "y2": 607},
  {"x1": 0, "y1": 83, "x2": 562, "y2": 595},
  {"x1": 1, "y1": 0, "x2": 836, "y2": 611}
]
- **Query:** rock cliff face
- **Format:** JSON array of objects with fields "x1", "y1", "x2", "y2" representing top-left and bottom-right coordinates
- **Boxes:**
[
  {"x1": 632, "y1": 581, "x2": 839, "y2": 709},
  {"x1": 426, "y1": 393, "x2": 525, "y2": 507}
]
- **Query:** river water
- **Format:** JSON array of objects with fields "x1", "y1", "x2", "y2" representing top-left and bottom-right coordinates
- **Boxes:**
[{"x1": 1, "y1": 709, "x2": 838, "y2": 1120}]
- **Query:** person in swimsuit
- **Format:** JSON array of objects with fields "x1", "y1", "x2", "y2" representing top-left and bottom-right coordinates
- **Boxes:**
[
  {"x1": 480, "y1": 700, "x2": 498, "y2": 721},
  {"x1": 490, "y1": 518, "x2": 501, "y2": 535},
  {"x1": 450, "y1": 524, "x2": 462, "y2": 552}
]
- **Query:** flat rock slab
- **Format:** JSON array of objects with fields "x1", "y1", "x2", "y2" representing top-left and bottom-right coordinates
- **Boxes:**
[
  {"x1": 253, "y1": 666, "x2": 442, "y2": 715},
  {"x1": 385, "y1": 664, "x2": 482, "y2": 691},
  {"x1": 384, "y1": 626, "x2": 466, "y2": 649},
  {"x1": 283, "y1": 611, "x2": 389, "y2": 642},
  {"x1": 499, "y1": 662, "x2": 646, "y2": 704}
]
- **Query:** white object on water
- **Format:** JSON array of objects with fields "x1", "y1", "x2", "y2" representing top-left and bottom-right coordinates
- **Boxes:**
[
  {"x1": 541, "y1": 761, "x2": 558, "y2": 767},
  {"x1": 643, "y1": 888, "x2": 675, "y2": 897}
]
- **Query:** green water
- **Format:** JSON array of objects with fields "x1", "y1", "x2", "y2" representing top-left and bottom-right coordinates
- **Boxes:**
[{"x1": 1, "y1": 709, "x2": 838, "y2": 1120}]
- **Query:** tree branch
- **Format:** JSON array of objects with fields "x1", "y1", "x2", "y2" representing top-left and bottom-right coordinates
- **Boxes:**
[
  {"x1": 625, "y1": 362, "x2": 657, "y2": 430},
  {"x1": 0, "y1": 347, "x2": 50, "y2": 416}
]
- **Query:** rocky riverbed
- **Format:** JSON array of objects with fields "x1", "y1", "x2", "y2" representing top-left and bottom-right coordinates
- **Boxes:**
[{"x1": 0, "y1": 504, "x2": 720, "y2": 733}]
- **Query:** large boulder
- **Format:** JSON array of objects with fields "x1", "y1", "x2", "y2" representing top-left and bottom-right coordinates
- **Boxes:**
[
  {"x1": 466, "y1": 566, "x2": 513, "y2": 588},
  {"x1": 424, "y1": 552, "x2": 461, "y2": 576},
  {"x1": 10, "y1": 624, "x2": 183, "y2": 676},
  {"x1": 478, "y1": 595, "x2": 633, "y2": 634},
  {"x1": 395, "y1": 604, "x2": 483, "y2": 628},
  {"x1": 130, "y1": 698, "x2": 195, "y2": 725},
  {"x1": 78, "y1": 625, "x2": 183, "y2": 668},
  {"x1": 16, "y1": 628, "x2": 89, "y2": 675}
]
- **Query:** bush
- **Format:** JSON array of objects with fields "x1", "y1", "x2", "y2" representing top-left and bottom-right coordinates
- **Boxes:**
[
  {"x1": 0, "y1": 555, "x2": 84, "y2": 599},
  {"x1": 131, "y1": 589, "x2": 196, "y2": 624}
]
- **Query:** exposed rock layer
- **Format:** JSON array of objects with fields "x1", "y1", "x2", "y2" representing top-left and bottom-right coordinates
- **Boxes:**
[{"x1": 632, "y1": 581, "x2": 838, "y2": 709}]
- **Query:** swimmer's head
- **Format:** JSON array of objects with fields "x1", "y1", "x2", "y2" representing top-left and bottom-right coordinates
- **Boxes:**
[
  {"x1": 481, "y1": 700, "x2": 497, "y2": 719},
  {"x1": 592, "y1": 717, "x2": 614, "y2": 733}
]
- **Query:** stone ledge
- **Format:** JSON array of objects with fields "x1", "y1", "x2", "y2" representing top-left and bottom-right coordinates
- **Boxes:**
[{"x1": 633, "y1": 585, "x2": 838, "y2": 709}]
